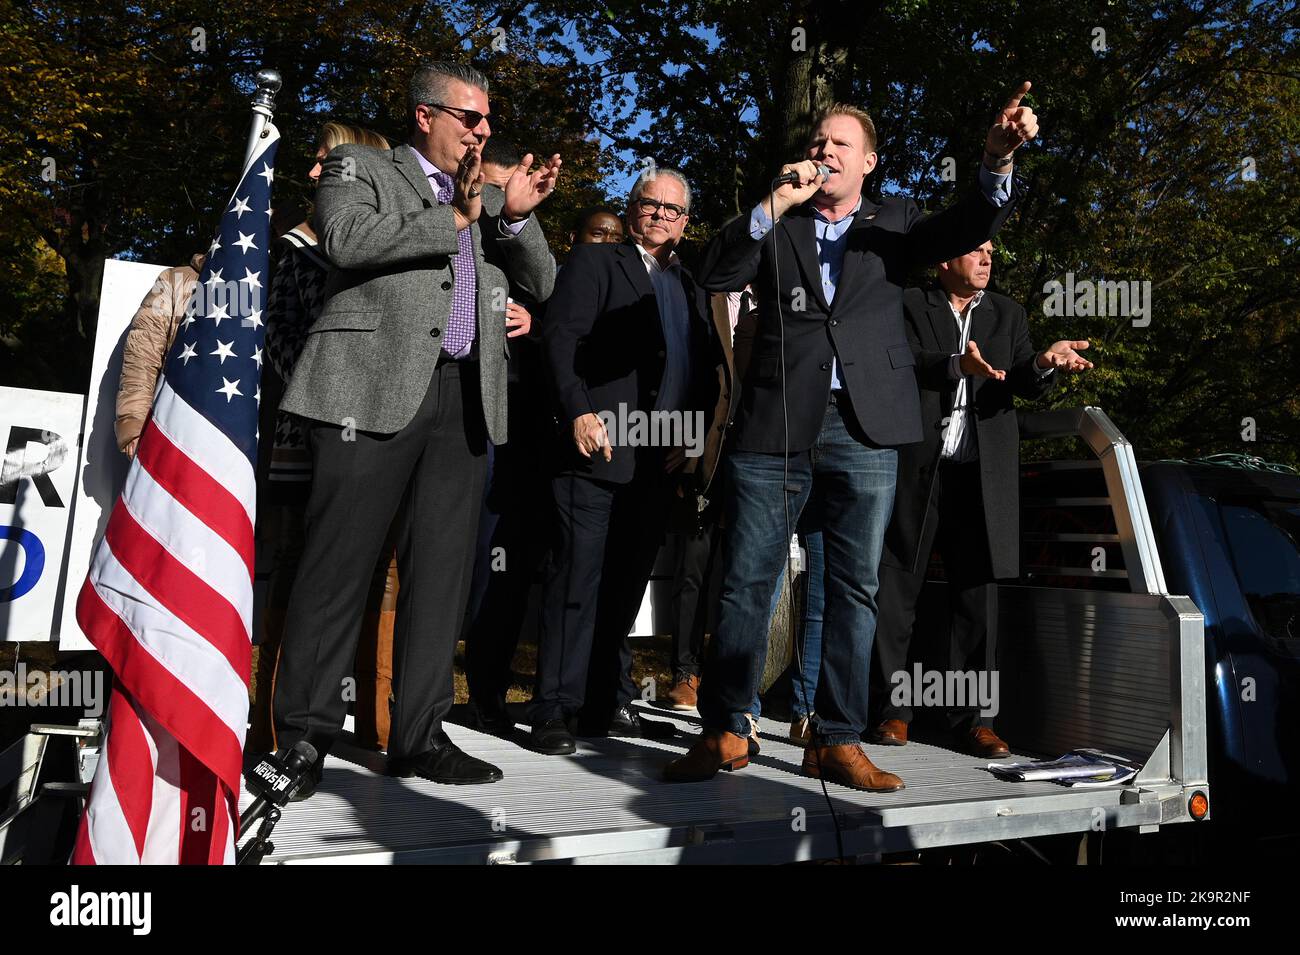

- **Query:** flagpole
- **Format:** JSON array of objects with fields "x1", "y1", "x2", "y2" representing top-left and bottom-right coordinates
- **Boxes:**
[{"x1": 243, "y1": 68, "x2": 282, "y2": 174}]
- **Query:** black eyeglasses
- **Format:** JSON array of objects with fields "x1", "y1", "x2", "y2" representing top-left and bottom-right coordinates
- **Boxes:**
[
  {"x1": 633, "y1": 197, "x2": 687, "y2": 221},
  {"x1": 421, "y1": 102, "x2": 491, "y2": 129}
]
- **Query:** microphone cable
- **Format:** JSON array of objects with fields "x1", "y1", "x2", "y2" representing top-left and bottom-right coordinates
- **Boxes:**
[{"x1": 766, "y1": 173, "x2": 844, "y2": 862}]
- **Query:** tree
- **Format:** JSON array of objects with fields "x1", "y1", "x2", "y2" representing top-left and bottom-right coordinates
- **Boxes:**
[
  {"x1": 523, "y1": 0, "x2": 1300, "y2": 464},
  {"x1": 0, "y1": 0, "x2": 611, "y2": 391}
]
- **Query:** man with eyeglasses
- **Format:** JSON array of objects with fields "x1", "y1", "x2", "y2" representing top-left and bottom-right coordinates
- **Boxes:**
[
  {"x1": 272, "y1": 62, "x2": 559, "y2": 795},
  {"x1": 530, "y1": 169, "x2": 723, "y2": 755}
]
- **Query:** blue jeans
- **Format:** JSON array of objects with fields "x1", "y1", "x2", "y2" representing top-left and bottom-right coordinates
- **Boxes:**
[
  {"x1": 750, "y1": 528, "x2": 824, "y2": 721},
  {"x1": 699, "y1": 400, "x2": 896, "y2": 746}
]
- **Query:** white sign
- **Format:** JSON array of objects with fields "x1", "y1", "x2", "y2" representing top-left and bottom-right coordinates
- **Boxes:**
[
  {"x1": 58, "y1": 259, "x2": 171, "y2": 650},
  {"x1": 0, "y1": 388, "x2": 84, "y2": 641}
]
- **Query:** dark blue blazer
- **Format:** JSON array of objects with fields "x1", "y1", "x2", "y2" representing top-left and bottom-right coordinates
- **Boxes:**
[
  {"x1": 542, "y1": 240, "x2": 720, "y2": 484},
  {"x1": 697, "y1": 183, "x2": 1020, "y2": 452}
]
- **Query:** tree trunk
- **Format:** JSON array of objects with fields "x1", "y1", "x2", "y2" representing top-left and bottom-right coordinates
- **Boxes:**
[{"x1": 769, "y1": 0, "x2": 858, "y2": 173}]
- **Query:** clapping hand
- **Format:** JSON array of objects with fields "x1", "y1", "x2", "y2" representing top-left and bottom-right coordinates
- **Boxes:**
[
  {"x1": 452, "y1": 144, "x2": 484, "y2": 231},
  {"x1": 503, "y1": 153, "x2": 562, "y2": 222}
]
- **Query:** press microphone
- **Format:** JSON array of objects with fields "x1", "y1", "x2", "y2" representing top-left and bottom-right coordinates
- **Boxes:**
[
  {"x1": 238, "y1": 740, "x2": 318, "y2": 839},
  {"x1": 773, "y1": 163, "x2": 832, "y2": 186}
]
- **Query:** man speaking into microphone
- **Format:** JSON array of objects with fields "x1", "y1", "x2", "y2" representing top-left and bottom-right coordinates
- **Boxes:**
[{"x1": 665, "y1": 85, "x2": 1039, "y2": 790}]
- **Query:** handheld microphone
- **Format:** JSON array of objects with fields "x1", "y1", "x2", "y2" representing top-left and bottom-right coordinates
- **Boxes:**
[
  {"x1": 238, "y1": 740, "x2": 318, "y2": 839},
  {"x1": 773, "y1": 163, "x2": 832, "y2": 186}
]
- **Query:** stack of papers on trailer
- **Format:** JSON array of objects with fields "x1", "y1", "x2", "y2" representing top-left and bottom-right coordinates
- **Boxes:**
[{"x1": 987, "y1": 749, "x2": 1142, "y2": 787}]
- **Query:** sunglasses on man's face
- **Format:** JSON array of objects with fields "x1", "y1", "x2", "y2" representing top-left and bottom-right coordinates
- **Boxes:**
[{"x1": 422, "y1": 102, "x2": 491, "y2": 130}]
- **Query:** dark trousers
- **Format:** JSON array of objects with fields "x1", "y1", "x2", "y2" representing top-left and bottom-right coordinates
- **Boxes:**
[
  {"x1": 669, "y1": 523, "x2": 718, "y2": 678},
  {"x1": 273, "y1": 359, "x2": 487, "y2": 760},
  {"x1": 697, "y1": 397, "x2": 898, "y2": 746},
  {"x1": 533, "y1": 463, "x2": 671, "y2": 724},
  {"x1": 464, "y1": 403, "x2": 555, "y2": 715},
  {"x1": 873, "y1": 458, "x2": 997, "y2": 731}
]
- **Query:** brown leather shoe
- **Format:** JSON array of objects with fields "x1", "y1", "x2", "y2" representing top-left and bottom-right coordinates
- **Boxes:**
[
  {"x1": 663, "y1": 730, "x2": 749, "y2": 782},
  {"x1": 871, "y1": 719, "x2": 908, "y2": 746},
  {"x1": 965, "y1": 726, "x2": 1010, "y2": 758},
  {"x1": 802, "y1": 743, "x2": 905, "y2": 792},
  {"x1": 664, "y1": 674, "x2": 700, "y2": 711},
  {"x1": 789, "y1": 715, "x2": 812, "y2": 746}
]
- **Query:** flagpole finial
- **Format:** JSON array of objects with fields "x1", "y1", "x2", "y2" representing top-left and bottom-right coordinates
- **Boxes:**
[{"x1": 251, "y1": 69, "x2": 282, "y2": 120}]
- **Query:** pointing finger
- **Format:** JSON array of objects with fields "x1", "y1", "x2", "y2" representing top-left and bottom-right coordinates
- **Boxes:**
[{"x1": 1002, "y1": 80, "x2": 1032, "y2": 113}]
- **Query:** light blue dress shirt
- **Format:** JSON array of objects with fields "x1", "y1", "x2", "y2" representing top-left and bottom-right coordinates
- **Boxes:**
[{"x1": 748, "y1": 165, "x2": 1013, "y2": 389}]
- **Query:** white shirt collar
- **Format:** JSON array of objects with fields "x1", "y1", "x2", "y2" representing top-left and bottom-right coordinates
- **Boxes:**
[
  {"x1": 948, "y1": 288, "x2": 985, "y2": 320},
  {"x1": 410, "y1": 145, "x2": 446, "y2": 181},
  {"x1": 636, "y1": 243, "x2": 681, "y2": 274}
]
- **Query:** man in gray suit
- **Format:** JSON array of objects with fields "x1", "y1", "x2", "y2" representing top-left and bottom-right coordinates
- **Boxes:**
[{"x1": 272, "y1": 62, "x2": 559, "y2": 793}]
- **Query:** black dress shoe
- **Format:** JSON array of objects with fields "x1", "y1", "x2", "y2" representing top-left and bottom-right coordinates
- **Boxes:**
[
  {"x1": 289, "y1": 762, "x2": 323, "y2": 802},
  {"x1": 583, "y1": 705, "x2": 676, "y2": 740},
  {"x1": 530, "y1": 718, "x2": 577, "y2": 755},
  {"x1": 469, "y1": 699, "x2": 516, "y2": 737},
  {"x1": 388, "y1": 734, "x2": 503, "y2": 785}
]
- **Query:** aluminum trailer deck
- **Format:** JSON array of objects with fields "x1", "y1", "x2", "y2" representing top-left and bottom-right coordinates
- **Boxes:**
[
  {"x1": 241, "y1": 696, "x2": 1201, "y2": 865},
  {"x1": 238, "y1": 408, "x2": 1210, "y2": 865}
]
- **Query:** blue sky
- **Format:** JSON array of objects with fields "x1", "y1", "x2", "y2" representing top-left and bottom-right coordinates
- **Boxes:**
[{"x1": 525, "y1": 16, "x2": 735, "y2": 197}]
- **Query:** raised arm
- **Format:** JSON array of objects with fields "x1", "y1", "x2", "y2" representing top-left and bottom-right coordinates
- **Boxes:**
[
  {"x1": 480, "y1": 183, "x2": 556, "y2": 304},
  {"x1": 697, "y1": 213, "x2": 768, "y2": 293},
  {"x1": 905, "y1": 81, "x2": 1039, "y2": 266}
]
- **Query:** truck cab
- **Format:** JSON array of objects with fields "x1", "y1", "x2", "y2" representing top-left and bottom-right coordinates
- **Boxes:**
[{"x1": 1144, "y1": 460, "x2": 1300, "y2": 854}]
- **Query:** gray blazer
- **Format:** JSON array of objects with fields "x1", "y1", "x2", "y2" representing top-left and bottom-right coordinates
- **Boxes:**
[{"x1": 281, "y1": 143, "x2": 556, "y2": 442}]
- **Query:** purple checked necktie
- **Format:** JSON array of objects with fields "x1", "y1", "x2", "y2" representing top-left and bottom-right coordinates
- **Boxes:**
[{"x1": 431, "y1": 170, "x2": 477, "y2": 357}]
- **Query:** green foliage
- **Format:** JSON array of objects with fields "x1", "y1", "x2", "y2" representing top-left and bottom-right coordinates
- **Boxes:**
[
  {"x1": 527, "y1": 0, "x2": 1300, "y2": 464},
  {"x1": 2, "y1": 0, "x2": 1296, "y2": 467},
  {"x1": 0, "y1": 0, "x2": 611, "y2": 390}
]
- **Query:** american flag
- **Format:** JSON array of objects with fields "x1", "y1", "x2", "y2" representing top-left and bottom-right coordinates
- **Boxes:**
[{"x1": 71, "y1": 125, "x2": 279, "y2": 864}]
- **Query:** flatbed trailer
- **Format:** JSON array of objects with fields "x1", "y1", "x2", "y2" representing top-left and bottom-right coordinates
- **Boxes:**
[
  {"x1": 234, "y1": 407, "x2": 1210, "y2": 864},
  {"x1": 2, "y1": 407, "x2": 1213, "y2": 864},
  {"x1": 240, "y1": 691, "x2": 1202, "y2": 865}
]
